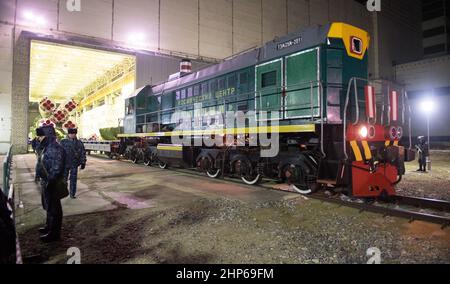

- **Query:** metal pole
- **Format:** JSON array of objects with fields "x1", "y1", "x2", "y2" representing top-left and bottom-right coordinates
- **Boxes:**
[{"x1": 427, "y1": 114, "x2": 431, "y2": 171}]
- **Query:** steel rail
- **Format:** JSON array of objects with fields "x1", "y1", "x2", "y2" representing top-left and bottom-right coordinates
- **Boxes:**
[{"x1": 309, "y1": 192, "x2": 449, "y2": 229}]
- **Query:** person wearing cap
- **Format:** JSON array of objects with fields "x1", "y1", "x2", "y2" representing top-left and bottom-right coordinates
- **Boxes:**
[
  {"x1": 35, "y1": 125, "x2": 66, "y2": 242},
  {"x1": 61, "y1": 128, "x2": 86, "y2": 199},
  {"x1": 31, "y1": 137, "x2": 42, "y2": 183},
  {"x1": 415, "y1": 136, "x2": 429, "y2": 172}
]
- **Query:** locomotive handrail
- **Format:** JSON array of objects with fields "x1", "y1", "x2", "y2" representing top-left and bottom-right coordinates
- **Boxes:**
[
  {"x1": 137, "y1": 80, "x2": 325, "y2": 128},
  {"x1": 342, "y1": 77, "x2": 413, "y2": 159}
]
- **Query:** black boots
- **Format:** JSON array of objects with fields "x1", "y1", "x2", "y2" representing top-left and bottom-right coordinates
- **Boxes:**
[
  {"x1": 38, "y1": 227, "x2": 48, "y2": 234},
  {"x1": 40, "y1": 232, "x2": 60, "y2": 243}
]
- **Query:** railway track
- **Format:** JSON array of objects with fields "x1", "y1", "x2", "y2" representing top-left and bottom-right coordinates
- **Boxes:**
[
  {"x1": 308, "y1": 192, "x2": 450, "y2": 229},
  {"x1": 91, "y1": 154, "x2": 450, "y2": 228}
]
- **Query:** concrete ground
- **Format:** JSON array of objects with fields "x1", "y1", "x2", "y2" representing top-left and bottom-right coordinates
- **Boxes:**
[{"x1": 13, "y1": 153, "x2": 450, "y2": 264}]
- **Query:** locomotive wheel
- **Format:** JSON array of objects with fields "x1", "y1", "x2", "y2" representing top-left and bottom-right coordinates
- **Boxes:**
[
  {"x1": 158, "y1": 161, "x2": 168, "y2": 169},
  {"x1": 206, "y1": 168, "x2": 221, "y2": 178},
  {"x1": 284, "y1": 164, "x2": 317, "y2": 195},
  {"x1": 143, "y1": 154, "x2": 153, "y2": 166},
  {"x1": 241, "y1": 174, "x2": 261, "y2": 185},
  {"x1": 235, "y1": 160, "x2": 261, "y2": 185}
]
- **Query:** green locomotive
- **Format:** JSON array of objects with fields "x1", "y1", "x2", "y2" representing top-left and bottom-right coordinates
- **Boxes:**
[{"x1": 116, "y1": 22, "x2": 414, "y2": 198}]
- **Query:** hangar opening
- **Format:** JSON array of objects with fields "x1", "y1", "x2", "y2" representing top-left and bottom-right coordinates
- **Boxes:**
[{"x1": 28, "y1": 40, "x2": 136, "y2": 141}]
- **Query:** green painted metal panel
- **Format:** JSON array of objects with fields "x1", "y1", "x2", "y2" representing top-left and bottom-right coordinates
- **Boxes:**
[
  {"x1": 285, "y1": 48, "x2": 320, "y2": 118},
  {"x1": 256, "y1": 59, "x2": 283, "y2": 120}
]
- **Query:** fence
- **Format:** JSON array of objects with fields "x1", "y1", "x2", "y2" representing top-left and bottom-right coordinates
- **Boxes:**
[
  {"x1": 2, "y1": 145, "x2": 13, "y2": 196},
  {"x1": 1, "y1": 146, "x2": 21, "y2": 264}
]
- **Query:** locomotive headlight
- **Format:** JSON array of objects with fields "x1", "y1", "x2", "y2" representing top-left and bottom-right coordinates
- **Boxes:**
[
  {"x1": 397, "y1": 127, "x2": 403, "y2": 140},
  {"x1": 368, "y1": 125, "x2": 376, "y2": 139},
  {"x1": 359, "y1": 126, "x2": 368, "y2": 139},
  {"x1": 388, "y1": 126, "x2": 398, "y2": 140}
]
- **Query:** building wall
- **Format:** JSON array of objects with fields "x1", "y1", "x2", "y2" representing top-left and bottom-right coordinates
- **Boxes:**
[
  {"x1": 0, "y1": 0, "x2": 424, "y2": 153},
  {"x1": 395, "y1": 55, "x2": 450, "y2": 138},
  {"x1": 374, "y1": 0, "x2": 423, "y2": 79},
  {"x1": 0, "y1": 24, "x2": 13, "y2": 153}
]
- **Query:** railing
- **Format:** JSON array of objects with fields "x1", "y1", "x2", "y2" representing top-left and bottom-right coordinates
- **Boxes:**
[
  {"x1": 342, "y1": 78, "x2": 413, "y2": 160},
  {"x1": 1, "y1": 146, "x2": 21, "y2": 263},
  {"x1": 2, "y1": 145, "x2": 13, "y2": 196},
  {"x1": 135, "y1": 81, "x2": 325, "y2": 132}
]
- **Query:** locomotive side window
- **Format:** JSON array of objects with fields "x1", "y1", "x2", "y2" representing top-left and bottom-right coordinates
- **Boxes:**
[
  {"x1": 187, "y1": 87, "x2": 193, "y2": 98},
  {"x1": 210, "y1": 79, "x2": 218, "y2": 94},
  {"x1": 218, "y1": 77, "x2": 225, "y2": 90},
  {"x1": 261, "y1": 70, "x2": 277, "y2": 88},
  {"x1": 239, "y1": 72, "x2": 248, "y2": 84},
  {"x1": 201, "y1": 82, "x2": 209, "y2": 95},
  {"x1": 193, "y1": 85, "x2": 200, "y2": 97},
  {"x1": 351, "y1": 36, "x2": 362, "y2": 55},
  {"x1": 238, "y1": 71, "x2": 249, "y2": 95},
  {"x1": 227, "y1": 74, "x2": 236, "y2": 89}
]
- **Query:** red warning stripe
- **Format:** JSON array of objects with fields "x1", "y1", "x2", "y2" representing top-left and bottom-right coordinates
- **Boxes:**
[
  {"x1": 390, "y1": 91, "x2": 398, "y2": 122},
  {"x1": 365, "y1": 85, "x2": 375, "y2": 119}
]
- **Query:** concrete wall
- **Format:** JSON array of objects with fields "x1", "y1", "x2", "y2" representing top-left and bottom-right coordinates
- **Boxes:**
[
  {"x1": 395, "y1": 55, "x2": 450, "y2": 91},
  {"x1": 0, "y1": 0, "x2": 424, "y2": 153},
  {"x1": 0, "y1": 24, "x2": 13, "y2": 154},
  {"x1": 395, "y1": 55, "x2": 450, "y2": 138},
  {"x1": 373, "y1": 0, "x2": 423, "y2": 80},
  {"x1": 409, "y1": 95, "x2": 450, "y2": 138}
]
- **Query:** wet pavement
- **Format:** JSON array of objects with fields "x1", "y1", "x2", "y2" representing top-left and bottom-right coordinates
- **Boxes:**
[{"x1": 13, "y1": 154, "x2": 298, "y2": 232}]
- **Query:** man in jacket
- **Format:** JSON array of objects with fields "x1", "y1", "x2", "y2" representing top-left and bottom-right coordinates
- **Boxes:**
[
  {"x1": 61, "y1": 128, "x2": 86, "y2": 199},
  {"x1": 31, "y1": 137, "x2": 41, "y2": 183},
  {"x1": 416, "y1": 136, "x2": 429, "y2": 172},
  {"x1": 35, "y1": 125, "x2": 66, "y2": 242}
]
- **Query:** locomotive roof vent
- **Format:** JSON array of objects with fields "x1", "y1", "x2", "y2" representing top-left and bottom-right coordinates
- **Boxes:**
[{"x1": 180, "y1": 59, "x2": 192, "y2": 76}]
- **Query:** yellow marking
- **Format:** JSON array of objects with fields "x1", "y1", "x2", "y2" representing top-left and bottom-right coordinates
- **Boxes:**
[
  {"x1": 361, "y1": 140, "x2": 372, "y2": 160},
  {"x1": 350, "y1": 141, "x2": 363, "y2": 161},
  {"x1": 118, "y1": 124, "x2": 316, "y2": 138},
  {"x1": 394, "y1": 141, "x2": 399, "y2": 146},
  {"x1": 385, "y1": 141, "x2": 391, "y2": 147},
  {"x1": 328, "y1": 22, "x2": 370, "y2": 60},
  {"x1": 78, "y1": 71, "x2": 135, "y2": 110},
  {"x1": 157, "y1": 145, "x2": 183, "y2": 151}
]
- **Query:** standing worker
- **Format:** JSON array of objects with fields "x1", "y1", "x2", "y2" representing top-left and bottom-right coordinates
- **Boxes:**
[
  {"x1": 61, "y1": 128, "x2": 86, "y2": 199},
  {"x1": 35, "y1": 125, "x2": 66, "y2": 242},
  {"x1": 31, "y1": 137, "x2": 41, "y2": 183},
  {"x1": 415, "y1": 136, "x2": 429, "y2": 172}
]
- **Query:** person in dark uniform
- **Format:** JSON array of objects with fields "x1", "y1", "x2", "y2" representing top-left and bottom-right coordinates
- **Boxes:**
[
  {"x1": 0, "y1": 189, "x2": 16, "y2": 263},
  {"x1": 35, "y1": 125, "x2": 66, "y2": 242},
  {"x1": 415, "y1": 136, "x2": 429, "y2": 172},
  {"x1": 61, "y1": 128, "x2": 86, "y2": 199},
  {"x1": 31, "y1": 137, "x2": 41, "y2": 183}
]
